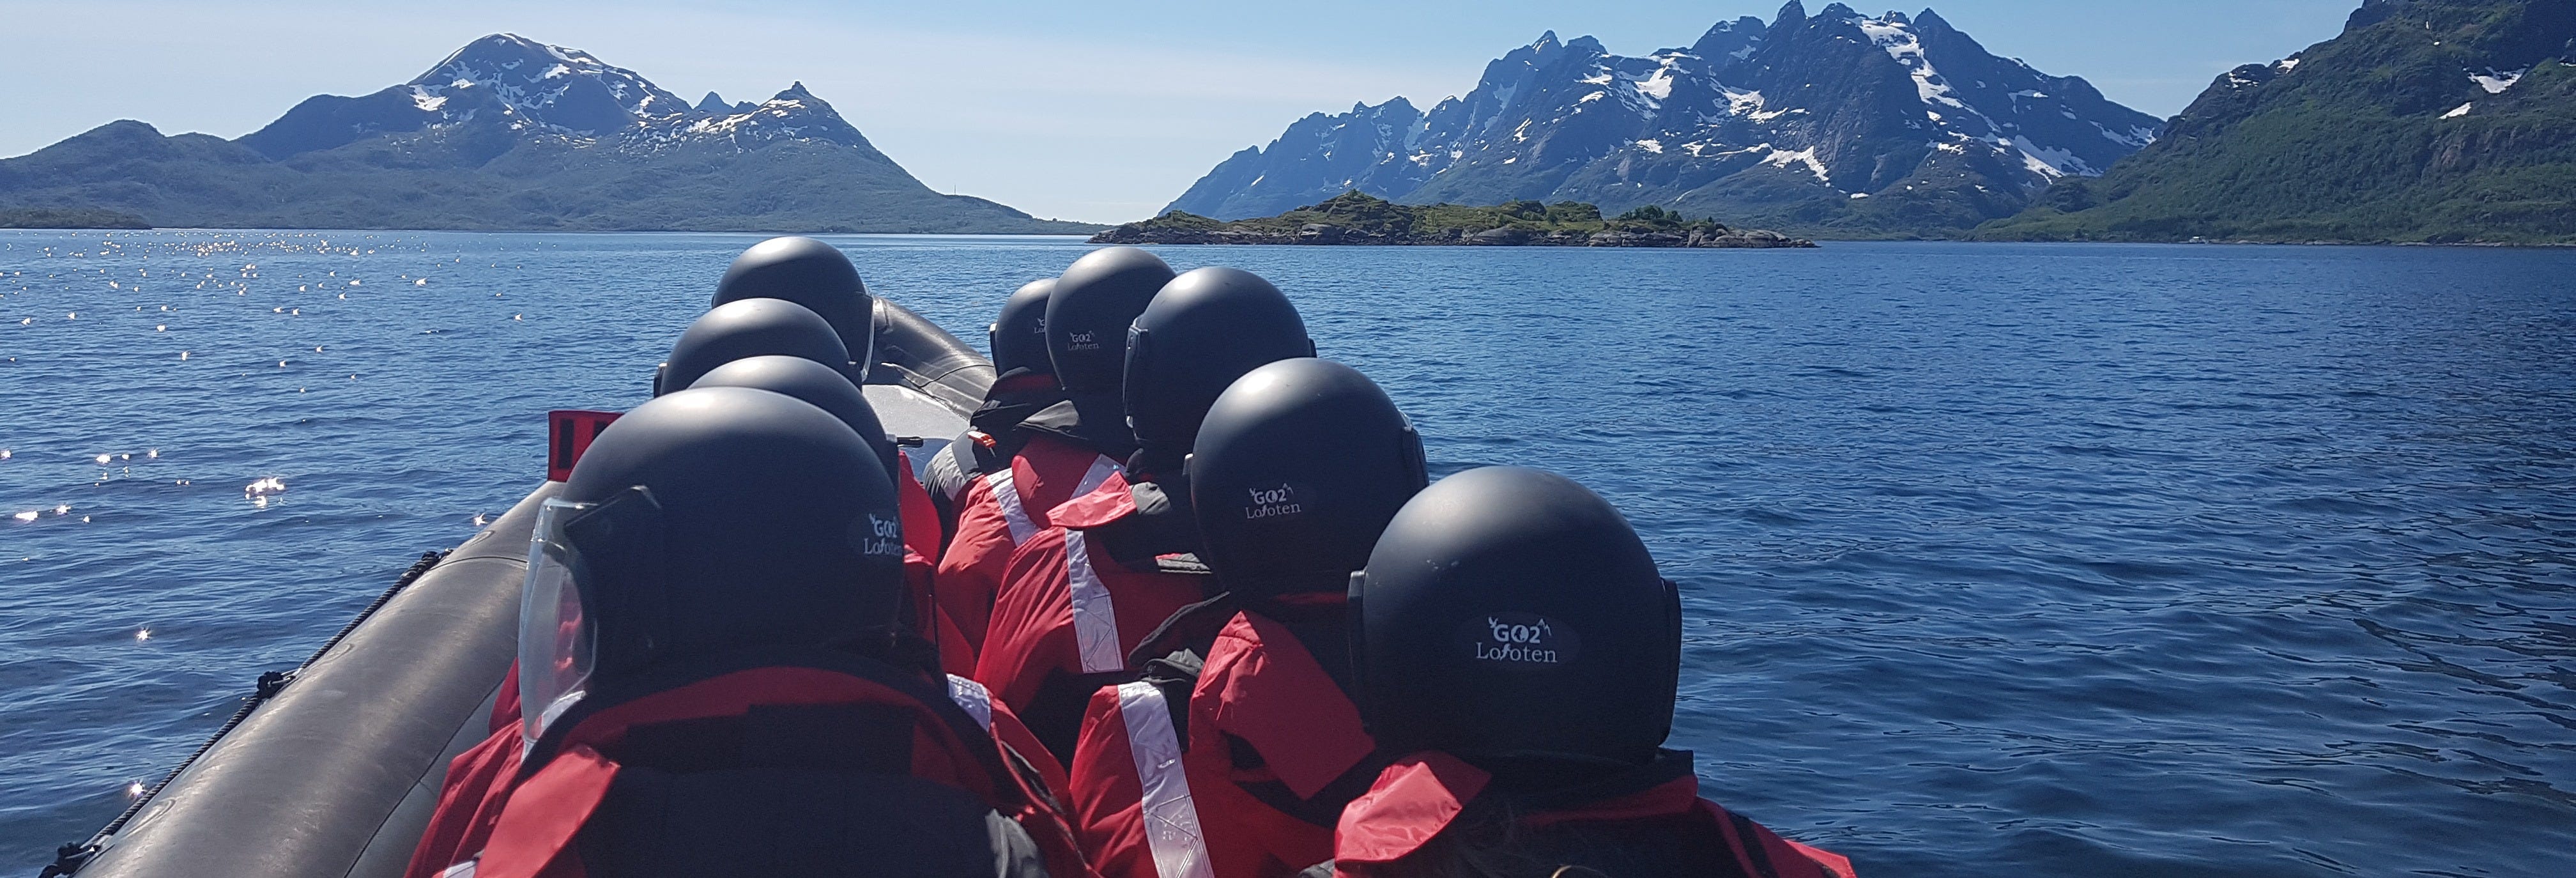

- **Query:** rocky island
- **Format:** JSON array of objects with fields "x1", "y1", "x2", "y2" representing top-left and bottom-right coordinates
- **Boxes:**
[{"x1": 1089, "y1": 192, "x2": 1814, "y2": 248}]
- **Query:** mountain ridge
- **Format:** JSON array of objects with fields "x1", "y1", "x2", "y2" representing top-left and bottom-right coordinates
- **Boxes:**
[
  {"x1": 0, "y1": 34, "x2": 1097, "y2": 234},
  {"x1": 1160, "y1": 4, "x2": 2164, "y2": 238}
]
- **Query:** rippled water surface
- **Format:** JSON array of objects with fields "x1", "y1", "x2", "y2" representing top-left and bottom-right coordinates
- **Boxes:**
[{"x1": 3, "y1": 231, "x2": 2572, "y2": 876}]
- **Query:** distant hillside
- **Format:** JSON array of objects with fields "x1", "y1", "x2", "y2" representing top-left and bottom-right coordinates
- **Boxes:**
[
  {"x1": 0, "y1": 35, "x2": 1098, "y2": 234},
  {"x1": 1092, "y1": 191, "x2": 1814, "y2": 247},
  {"x1": 1161, "y1": 4, "x2": 2163, "y2": 239},
  {"x1": 0, "y1": 207, "x2": 149, "y2": 229},
  {"x1": 1979, "y1": 0, "x2": 2576, "y2": 244}
]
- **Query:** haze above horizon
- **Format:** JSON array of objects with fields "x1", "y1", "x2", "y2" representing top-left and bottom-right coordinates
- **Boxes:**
[{"x1": 1, "y1": 0, "x2": 2359, "y2": 224}]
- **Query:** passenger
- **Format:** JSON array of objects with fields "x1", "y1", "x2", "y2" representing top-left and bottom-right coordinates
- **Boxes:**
[
  {"x1": 687, "y1": 356, "x2": 957, "y2": 681},
  {"x1": 490, "y1": 297, "x2": 875, "y2": 735},
  {"x1": 1065, "y1": 358, "x2": 1423, "y2": 878},
  {"x1": 974, "y1": 266, "x2": 1315, "y2": 761},
  {"x1": 926, "y1": 278, "x2": 1067, "y2": 540},
  {"x1": 936, "y1": 249, "x2": 1172, "y2": 666},
  {"x1": 1316, "y1": 467, "x2": 1856, "y2": 878},
  {"x1": 709, "y1": 236, "x2": 877, "y2": 381},
  {"x1": 658, "y1": 295, "x2": 941, "y2": 569},
  {"x1": 404, "y1": 388, "x2": 1083, "y2": 878},
  {"x1": 652, "y1": 297, "x2": 852, "y2": 396},
  {"x1": 707, "y1": 236, "x2": 947, "y2": 559}
]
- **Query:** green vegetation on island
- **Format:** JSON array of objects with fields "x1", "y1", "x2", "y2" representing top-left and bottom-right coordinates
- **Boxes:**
[
  {"x1": 1090, "y1": 192, "x2": 1814, "y2": 248},
  {"x1": 0, "y1": 207, "x2": 151, "y2": 229}
]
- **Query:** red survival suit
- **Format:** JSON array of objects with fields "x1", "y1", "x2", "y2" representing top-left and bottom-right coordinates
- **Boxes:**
[
  {"x1": 938, "y1": 427, "x2": 1124, "y2": 668},
  {"x1": 1068, "y1": 599, "x2": 1379, "y2": 878},
  {"x1": 973, "y1": 472, "x2": 1208, "y2": 762},
  {"x1": 406, "y1": 660, "x2": 1082, "y2": 878},
  {"x1": 1324, "y1": 750, "x2": 1856, "y2": 878}
]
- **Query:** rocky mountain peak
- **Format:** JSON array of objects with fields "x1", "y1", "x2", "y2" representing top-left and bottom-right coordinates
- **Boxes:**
[
  {"x1": 1692, "y1": 16, "x2": 1770, "y2": 61},
  {"x1": 236, "y1": 35, "x2": 881, "y2": 161},
  {"x1": 657, "y1": 82, "x2": 871, "y2": 151},
  {"x1": 406, "y1": 33, "x2": 691, "y2": 133},
  {"x1": 1162, "y1": 6, "x2": 2165, "y2": 236}
]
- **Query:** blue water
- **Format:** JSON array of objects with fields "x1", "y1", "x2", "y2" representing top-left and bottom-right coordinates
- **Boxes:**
[{"x1": 3, "y1": 231, "x2": 2572, "y2": 877}]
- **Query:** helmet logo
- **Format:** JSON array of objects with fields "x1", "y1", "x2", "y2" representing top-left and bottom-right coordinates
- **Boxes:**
[
  {"x1": 1464, "y1": 612, "x2": 1579, "y2": 667},
  {"x1": 1067, "y1": 329, "x2": 1098, "y2": 351},
  {"x1": 1243, "y1": 482, "x2": 1305, "y2": 520},
  {"x1": 852, "y1": 513, "x2": 904, "y2": 557}
]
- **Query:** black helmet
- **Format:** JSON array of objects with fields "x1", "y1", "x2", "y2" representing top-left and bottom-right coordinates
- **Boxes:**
[
  {"x1": 1124, "y1": 267, "x2": 1314, "y2": 454},
  {"x1": 1189, "y1": 359, "x2": 1422, "y2": 601},
  {"x1": 656, "y1": 298, "x2": 850, "y2": 396},
  {"x1": 989, "y1": 278, "x2": 1055, "y2": 376},
  {"x1": 1045, "y1": 247, "x2": 1174, "y2": 395},
  {"x1": 1349, "y1": 466, "x2": 1680, "y2": 774},
  {"x1": 688, "y1": 355, "x2": 900, "y2": 482},
  {"x1": 713, "y1": 236, "x2": 875, "y2": 378},
  {"x1": 518, "y1": 387, "x2": 905, "y2": 743}
]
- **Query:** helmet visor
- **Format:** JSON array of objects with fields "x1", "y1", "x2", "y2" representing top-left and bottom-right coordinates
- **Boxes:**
[
  {"x1": 519, "y1": 497, "x2": 598, "y2": 745},
  {"x1": 850, "y1": 300, "x2": 880, "y2": 383}
]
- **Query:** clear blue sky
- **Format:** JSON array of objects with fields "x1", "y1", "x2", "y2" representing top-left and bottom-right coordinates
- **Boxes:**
[{"x1": 1, "y1": 1, "x2": 2359, "y2": 224}]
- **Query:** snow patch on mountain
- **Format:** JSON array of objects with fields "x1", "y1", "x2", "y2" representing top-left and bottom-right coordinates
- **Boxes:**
[
  {"x1": 2472, "y1": 68, "x2": 2527, "y2": 94},
  {"x1": 1765, "y1": 146, "x2": 1832, "y2": 185},
  {"x1": 1634, "y1": 54, "x2": 1682, "y2": 102},
  {"x1": 2006, "y1": 135, "x2": 2089, "y2": 178},
  {"x1": 1853, "y1": 14, "x2": 1965, "y2": 112}
]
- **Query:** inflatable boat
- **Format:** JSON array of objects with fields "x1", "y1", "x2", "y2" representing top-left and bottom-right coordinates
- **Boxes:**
[{"x1": 40, "y1": 297, "x2": 995, "y2": 878}]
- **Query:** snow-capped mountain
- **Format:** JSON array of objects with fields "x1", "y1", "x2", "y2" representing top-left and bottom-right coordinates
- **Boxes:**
[
  {"x1": 8, "y1": 34, "x2": 1091, "y2": 233},
  {"x1": 239, "y1": 34, "x2": 876, "y2": 158},
  {"x1": 1162, "y1": 3, "x2": 2165, "y2": 236}
]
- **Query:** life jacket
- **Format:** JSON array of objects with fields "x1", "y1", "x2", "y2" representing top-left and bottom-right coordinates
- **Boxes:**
[
  {"x1": 491, "y1": 663, "x2": 523, "y2": 736},
  {"x1": 927, "y1": 372, "x2": 1064, "y2": 544},
  {"x1": 974, "y1": 474, "x2": 1210, "y2": 763},
  {"x1": 411, "y1": 650, "x2": 1089, "y2": 878},
  {"x1": 1327, "y1": 750, "x2": 1857, "y2": 878},
  {"x1": 936, "y1": 430, "x2": 1123, "y2": 666},
  {"x1": 1067, "y1": 599, "x2": 1381, "y2": 878},
  {"x1": 404, "y1": 718, "x2": 526, "y2": 878},
  {"x1": 963, "y1": 369, "x2": 1071, "y2": 475}
]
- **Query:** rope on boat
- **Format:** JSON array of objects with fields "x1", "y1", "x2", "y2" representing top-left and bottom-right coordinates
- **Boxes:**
[{"x1": 40, "y1": 550, "x2": 448, "y2": 878}]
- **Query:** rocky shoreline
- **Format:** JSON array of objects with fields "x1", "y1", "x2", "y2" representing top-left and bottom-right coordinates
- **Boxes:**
[{"x1": 1090, "y1": 222, "x2": 1813, "y2": 248}]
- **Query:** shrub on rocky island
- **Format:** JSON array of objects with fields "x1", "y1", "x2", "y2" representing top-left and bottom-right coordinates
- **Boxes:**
[{"x1": 1091, "y1": 192, "x2": 1813, "y2": 248}]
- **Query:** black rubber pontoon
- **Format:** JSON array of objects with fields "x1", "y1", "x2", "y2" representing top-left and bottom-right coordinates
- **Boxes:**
[{"x1": 43, "y1": 297, "x2": 992, "y2": 878}]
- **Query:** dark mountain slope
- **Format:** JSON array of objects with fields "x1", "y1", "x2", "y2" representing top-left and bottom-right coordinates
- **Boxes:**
[{"x1": 1981, "y1": 0, "x2": 2576, "y2": 243}]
